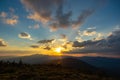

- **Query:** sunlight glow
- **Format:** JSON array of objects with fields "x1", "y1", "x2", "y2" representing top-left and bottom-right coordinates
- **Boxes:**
[{"x1": 54, "y1": 47, "x2": 62, "y2": 53}]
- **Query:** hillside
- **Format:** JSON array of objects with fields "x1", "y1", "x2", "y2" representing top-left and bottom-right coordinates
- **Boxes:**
[{"x1": 0, "y1": 58, "x2": 118, "y2": 80}]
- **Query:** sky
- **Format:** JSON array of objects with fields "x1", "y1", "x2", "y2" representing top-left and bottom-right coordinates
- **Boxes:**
[{"x1": 0, "y1": 0, "x2": 120, "y2": 58}]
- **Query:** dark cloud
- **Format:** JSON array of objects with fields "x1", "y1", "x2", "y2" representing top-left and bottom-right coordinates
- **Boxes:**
[
  {"x1": 21, "y1": 0, "x2": 94, "y2": 31},
  {"x1": 50, "y1": 9, "x2": 94, "y2": 30},
  {"x1": 38, "y1": 39, "x2": 55, "y2": 44},
  {"x1": 0, "y1": 39, "x2": 7, "y2": 47},
  {"x1": 50, "y1": 23, "x2": 58, "y2": 32},
  {"x1": 72, "y1": 9, "x2": 94, "y2": 28},
  {"x1": 62, "y1": 41, "x2": 72, "y2": 49},
  {"x1": 30, "y1": 45, "x2": 39, "y2": 48},
  {"x1": 73, "y1": 39, "x2": 108, "y2": 49},
  {"x1": 21, "y1": 0, "x2": 64, "y2": 23},
  {"x1": 44, "y1": 46, "x2": 51, "y2": 50},
  {"x1": 72, "y1": 29, "x2": 120, "y2": 54},
  {"x1": 52, "y1": 3, "x2": 72, "y2": 28},
  {"x1": 60, "y1": 34, "x2": 67, "y2": 39},
  {"x1": 18, "y1": 32, "x2": 32, "y2": 40},
  {"x1": 107, "y1": 29, "x2": 120, "y2": 50}
]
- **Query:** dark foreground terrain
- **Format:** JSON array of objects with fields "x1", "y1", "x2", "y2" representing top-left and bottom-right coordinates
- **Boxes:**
[{"x1": 0, "y1": 58, "x2": 119, "y2": 80}]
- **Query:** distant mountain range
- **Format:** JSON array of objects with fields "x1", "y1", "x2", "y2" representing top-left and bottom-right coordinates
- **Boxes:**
[{"x1": 0, "y1": 54, "x2": 61, "y2": 64}]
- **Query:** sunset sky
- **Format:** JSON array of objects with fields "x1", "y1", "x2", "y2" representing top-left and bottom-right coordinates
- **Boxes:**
[{"x1": 0, "y1": 0, "x2": 120, "y2": 57}]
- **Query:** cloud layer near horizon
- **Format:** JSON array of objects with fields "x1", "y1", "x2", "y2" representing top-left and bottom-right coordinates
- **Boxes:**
[{"x1": 72, "y1": 28, "x2": 120, "y2": 55}]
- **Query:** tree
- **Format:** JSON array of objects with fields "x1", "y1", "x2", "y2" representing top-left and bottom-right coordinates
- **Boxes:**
[{"x1": 18, "y1": 59, "x2": 23, "y2": 66}]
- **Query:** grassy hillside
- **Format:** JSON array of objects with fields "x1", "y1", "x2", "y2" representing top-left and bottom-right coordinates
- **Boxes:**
[{"x1": 0, "y1": 59, "x2": 118, "y2": 80}]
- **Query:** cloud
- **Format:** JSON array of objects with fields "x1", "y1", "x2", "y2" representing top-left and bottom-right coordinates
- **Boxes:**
[
  {"x1": 44, "y1": 46, "x2": 51, "y2": 50},
  {"x1": 21, "y1": 0, "x2": 63, "y2": 23},
  {"x1": 5, "y1": 18, "x2": 18, "y2": 25},
  {"x1": 49, "y1": 23, "x2": 58, "y2": 32},
  {"x1": 18, "y1": 32, "x2": 32, "y2": 40},
  {"x1": 0, "y1": 9, "x2": 18, "y2": 25},
  {"x1": 72, "y1": 9, "x2": 94, "y2": 28},
  {"x1": 75, "y1": 37, "x2": 83, "y2": 42},
  {"x1": 0, "y1": 39, "x2": 7, "y2": 47},
  {"x1": 52, "y1": 3, "x2": 72, "y2": 28},
  {"x1": 107, "y1": 29, "x2": 120, "y2": 50},
  {"x1": 30, "y1": 45, "x2": 39, "y2": 48},
  {"x1": 93, "y1": 33, "x2": 104, "y2": 41},
  {"x1": 58, "y1": 34, "x2": 68, "y2": 42},
  {"x1": 9, "y1": 7, "x2": 15, "y2": 13},
  {"x1": 83, "y1": 27, "x2": 96, "y2": 36},
  {"x1": 50, "y1": 9, "x2": 94, "y2": 30},
  {"x1": 62, "y1": 41, "x2": 73, "y2": 50},
  {"x1": 28, "y1": 24, "x2": 40, "y2": 29},
  {"x1": 27, "y1": 12, "x2": 50, "y2": 23},
  {"x1": 34, "y1": 24, "x2": 39, "y2": 29},
  {"x1": 60, "y1": 34, "x2": 67, "y2": 40},
  {"x1": 75, "y1": 28, "x2": 98, "y2": 42},
  {"x1": 38, "y1": 39, "x2": 55, "y2": 44},
  {"x1": 72, "y1": 29, "x2": 120, "y2": 54},
  {"x1": 75, "y1": 31, "x2": 84, "y2": 42},
  {"x1": 0, "y1": 12, "x2": 7, "y2": 18},
  {"x1": 21, "y1": 0, "x2": 94, "y2": 31}
]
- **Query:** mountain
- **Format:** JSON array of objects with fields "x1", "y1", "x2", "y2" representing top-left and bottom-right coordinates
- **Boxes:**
[
  {"x1": 0, "y1": 55, "x2": 119, "y2": 80},
  {"x1": 1, "y1": 54, "x2": 120, "y2": 69},
  {"x1": 1, "y1": 54, "x2": 120, "y2": 75},
  {"x1": 0, "y1": 54, "x2": 62, "y2": 64},
  {"x1": 46, "y1": 58, "x2": 104, "y2": 75},
  {"x1": 1, "y1": 54, "x2": 120, "y2": 71},
  {"x1": 79, "y1": 56, "x2": 120, "y2": 76},
  {"x1": 0, "y1": 60, "x2": 116, "y2": 80},
  {"x1": 0, "y1": 56, "x2": 17, "y2": 60},
  {"x1": 0, "y1": 55, "x2": 105, "y2": 74},
  {"x1": 79, "y1": 56, "x2": 120, "y2": 69}
]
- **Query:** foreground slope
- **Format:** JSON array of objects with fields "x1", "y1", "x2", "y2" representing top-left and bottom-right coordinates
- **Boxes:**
[{"x1": 0, "y1": 58, "x2": 118, "y2": 80}]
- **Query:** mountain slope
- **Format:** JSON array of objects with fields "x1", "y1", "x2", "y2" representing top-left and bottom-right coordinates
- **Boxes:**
[
  {"x1": 79, "y1": 57, "x2": 120, "y2": 76},
  {"x1": 46, "y1": 58, "x2": 104, "y2": 75},
  {"x1": 0, "y1": 58, "x2": 117, "y2": 80}
]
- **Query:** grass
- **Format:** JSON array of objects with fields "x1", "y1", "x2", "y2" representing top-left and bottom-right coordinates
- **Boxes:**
[{"x1": 0, "y1": 61, "x2": 118, "y2": 80}]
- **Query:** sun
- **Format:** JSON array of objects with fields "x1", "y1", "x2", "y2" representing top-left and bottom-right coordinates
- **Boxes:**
[{"x1": 54, "y1": 47, "x2": 62, "y2": 53}]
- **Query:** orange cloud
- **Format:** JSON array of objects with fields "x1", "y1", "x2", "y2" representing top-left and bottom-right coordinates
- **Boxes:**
[
  {"x1": 0, "y1": 9, "x2": 18, "y2": 25},
  {"x1": 5, "y1": 18, "x2": 18, "y2": 25}
]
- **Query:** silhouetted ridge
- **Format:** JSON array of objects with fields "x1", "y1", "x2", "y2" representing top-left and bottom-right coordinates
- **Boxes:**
[{"x1": 46, "y1": 58, "x2": 104, "y2": 74}]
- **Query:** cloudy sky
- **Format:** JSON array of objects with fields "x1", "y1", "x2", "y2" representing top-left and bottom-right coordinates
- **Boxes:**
[{"x1": 0, "y1": 0, "x2": 120, "y2": 57}]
